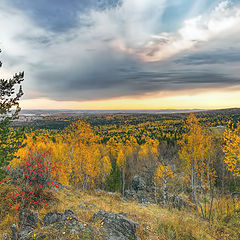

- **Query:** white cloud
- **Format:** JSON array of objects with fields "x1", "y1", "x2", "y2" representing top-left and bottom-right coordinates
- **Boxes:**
[{"x1": 137, "y1": 0, "x2": 240, "y2": 62}]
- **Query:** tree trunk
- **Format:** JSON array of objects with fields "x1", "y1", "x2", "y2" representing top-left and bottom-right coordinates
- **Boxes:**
[
  {"x1": 163, "y1": 166, "x2": 168, "y2": 205},
  {"x1": 222, "y1": 160, "x2": 225, "y2": 193},
  {"x1": 154, "y1": 180, "x2": 157, "y2": 204},
  {"x1": 163, "y1": 177, "x2": 167, "y2": 205},
  {"x1": 122, "y1": 168, "x2": 125, "y2": 195},
  {"x1": 69, "y1": 146, "x2": 74, "y2": 186},
  {"x1": 208, "y1": 185, "x2": 214, "y2": 223}
]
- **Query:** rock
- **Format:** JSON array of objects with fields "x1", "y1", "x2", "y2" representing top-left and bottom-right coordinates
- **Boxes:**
[
  {"x1": 232, "y1": 192, "x2": 240, "y2": 199},
  {"x1": 43, "y1": 211, "x2": 64, "y2": 226},
  {"x1": 93, "y1": 210, "x2": 140, "y2": 240},
  {"x1": 19, "y1": 209, "x2": 39, "y2": 229},
  {"x1": 2, "y1": 233, "x2": 9, "y2": 240},
  {"x1": 63, "y1": 209, "x2": 78, "y2": 221},
  {"x1": 19, "y1": 226, "x2": 35, "y2": 240},
  {"x1": 135, "y1": 190, "x2": 151, "y2": 204},
  {"x1": 125, "y1": 187, "x2": 152, "y2": 204},
  {"x1": 169, "y1": 195, "x2": 191, "y2": 210},
  {"x1": 132, "y1": 176, "x2": 146, "y2": 192},
  {"x1": 25, "y1": 210, "x2": 93, "y2": 240},
  {"x1": 10, "y1": 224, "x2": 18, "y2": 240},
  {"x1": 124, "y1": 189, "x2": 135, "y2": 199},
  {"x1": 18, "y1": 209, "x2": 39, "y2": 240},
  {"x1": 43, "y1": 209, "x2": 80, "y2": 227}
]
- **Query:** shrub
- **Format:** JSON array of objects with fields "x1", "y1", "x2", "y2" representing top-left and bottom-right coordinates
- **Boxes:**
[{"x1": 2, "y1": 149, "x2": 59, "y2": 211}]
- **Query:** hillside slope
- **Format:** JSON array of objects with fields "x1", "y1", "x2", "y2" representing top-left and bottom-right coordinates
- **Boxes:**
[{"x1": 1, "y1": 186, "x2": 239, "y2": 240}]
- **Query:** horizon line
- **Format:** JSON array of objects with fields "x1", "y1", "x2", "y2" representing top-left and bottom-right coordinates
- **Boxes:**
[{"x1": 20, "y1": 107, "x2": 240, "y2": 111}]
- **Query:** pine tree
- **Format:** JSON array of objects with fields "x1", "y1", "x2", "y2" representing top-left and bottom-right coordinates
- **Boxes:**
[
  {"x1": 0, "y1": 49, "x2": 24, "y2": 179},
  {"x1": 106, "y1": 159, "x2": 122, "y2": 192}
]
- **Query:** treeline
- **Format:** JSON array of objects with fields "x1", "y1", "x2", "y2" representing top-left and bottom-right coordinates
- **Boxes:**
[{"x1": 12, "y1": 108, "x2": 240, "y2": 131}]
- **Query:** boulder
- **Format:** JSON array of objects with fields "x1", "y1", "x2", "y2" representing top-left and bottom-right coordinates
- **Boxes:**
[
  {"x1": 132, "y1": 176, "x2": 146, "y2": 192},
  {"x1": 169, "y1": 195, "x2": 191, "y2": 210},
  {"x1": 125, "y1": 188, "x2": 151, "y2": 204},
  {"x1": 43, "y1": 210, "x2": 64, "y2": 226},
  {"x1": 124, "y1": 189, "x2": 135, "y2": 200},
  {"x1": 93, "y1": 210, "x2": 140, "y2": 240},
  {"x1": 19, "y1": 209, "x2": 39, "y2": 229},
  {"x1": 63, "y1": 209, "x2": 79, "y2": 221},
  {"x1": 27, "y1": 210, "x2": 92, "y2": 239},
  {"x1": 43, "y1": 209, "x2": 79, "y2": 226},
  {"x1": 18, "y1": 209, "x2": 39, "y2": 239},
  {"x1": 135, "y1": 190, "x2": 151, "y2": 204},
  {"x1": 232, "y1": 192, "x2": 240, "y2": 199}
]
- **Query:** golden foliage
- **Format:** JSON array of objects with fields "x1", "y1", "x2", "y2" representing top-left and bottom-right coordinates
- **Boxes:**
[
  {"x1": 11, "y1": 121, "x2": 112, "y2": 188},
  {"x1": 223, "y1": 121, "x2": 240, "y2": 177},
  {"x1": 154, "y1": 164, "x2": 174, "y2": 184},
  {"x1": 178, "y1": 113, "x2": 216, "y2": 190}
]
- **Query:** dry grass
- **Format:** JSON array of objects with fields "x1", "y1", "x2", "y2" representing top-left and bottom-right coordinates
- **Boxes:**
[
  {"x1": 0, "y1": 184, "x2": 19, "y2": 236},
  {"x1": 1, "y1": 185, "x2": 240, "y2": 240}
]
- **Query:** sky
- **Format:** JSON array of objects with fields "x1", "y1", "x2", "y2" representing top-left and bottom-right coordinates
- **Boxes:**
[{"x1": 0, "y1": 0, "x2": 240, "y2": 110}]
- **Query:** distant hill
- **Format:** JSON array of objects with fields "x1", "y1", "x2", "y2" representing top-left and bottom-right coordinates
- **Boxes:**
[{"x1": 20, "y1": 108, "x2": 240, "y2": 115}]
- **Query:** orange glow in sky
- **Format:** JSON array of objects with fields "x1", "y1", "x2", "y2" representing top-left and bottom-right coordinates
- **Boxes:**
[{"x1": 21, "y1": 87, "x2": 240, "y2": 110}]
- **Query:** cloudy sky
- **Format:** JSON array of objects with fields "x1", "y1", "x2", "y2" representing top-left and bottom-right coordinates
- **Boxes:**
[{"x1": 1, "y1": 0, "x2": 240, "y2": 110}]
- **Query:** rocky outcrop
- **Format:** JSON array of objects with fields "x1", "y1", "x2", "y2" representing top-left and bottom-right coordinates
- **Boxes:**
[
  {"x1": 10, "y1": 209, "x2": 92, "y2": 240},
  {"x1": 124, "y1": 176, "x2": 152, "y2": 204},
  {"x1": 43, "y1": 210, "x2": 64, "y2": 226},
  {"x1": 124, "y1": 189, "x2": 135, "y2": 199},
  {"x1": 132, "y1": 176, "x2": 146, "y2": 192},
  {"x1": 93, "y1": 210, "x2": 140, "y2": 240},
  {"x1": 42, "y1": 209, "x2": 79, "y2": 226},
  {"x1": 63, "y1": 209, "x2": 79, "y2": 221},
  {"x1": 168, "y1": 195, "x2": 192, "y2": 210},
  {"x1": 9, "y1": 207, "x2": 141, "y2": 240},
  {"x1": 18, "y1": 209, "x2": 39, "y2": 239}
]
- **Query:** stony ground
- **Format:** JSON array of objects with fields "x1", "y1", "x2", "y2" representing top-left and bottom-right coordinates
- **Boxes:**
[{"x1": 1, "y1": 186, "x2": 240, "y2": 240}]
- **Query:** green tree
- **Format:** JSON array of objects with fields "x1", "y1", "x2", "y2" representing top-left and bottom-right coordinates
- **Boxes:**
[
  {"x1": 106, "y1": 159, "x2": 122, "y2": 192},
  {"x1": 0, "y1": 49, "x2": 24, "y2": 179}
]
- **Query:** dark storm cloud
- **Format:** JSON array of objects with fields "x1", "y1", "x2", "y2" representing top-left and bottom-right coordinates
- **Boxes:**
[
  {"x1": 177, "y1": 49, "x2": 240, "y2": 65},
  {"x1": 32, "y1": 51, "x2": 141, "y2": 100},
  {"x1": 31, "y1": 49, "x2": 240, "y2": 101}
]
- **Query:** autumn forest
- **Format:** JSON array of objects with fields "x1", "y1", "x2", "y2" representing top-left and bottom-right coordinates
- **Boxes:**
[{"x1": 1, "y1": 105, "x2": 240, "y2": 239}]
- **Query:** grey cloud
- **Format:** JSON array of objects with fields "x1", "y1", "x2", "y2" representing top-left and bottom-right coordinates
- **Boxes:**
[
  {"x1": 30, "y1": 49, "x2": 240, "y2": 101},
  {"x1": 176, "y1": 48, "x2": 240, "y2": 65}
]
